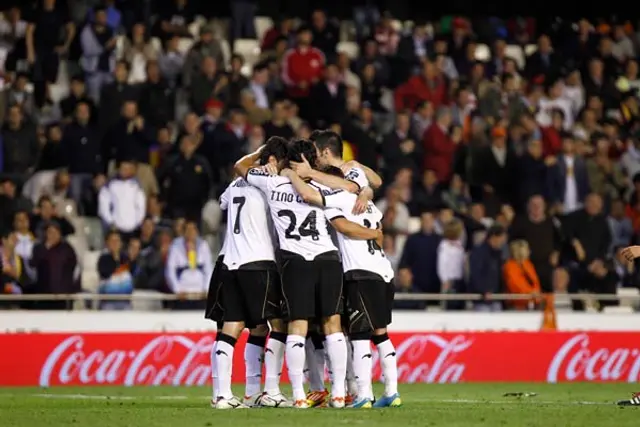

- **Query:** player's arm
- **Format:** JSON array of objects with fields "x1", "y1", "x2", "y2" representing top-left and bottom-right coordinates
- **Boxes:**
[
  {"x1": 330, "y1": 217, "x2": 382, "y2": 244},
  {"x1": 343, "y1": 161, "x2": 382, "y2": 190},
  {"x1": 280, "y1": 168, "x2": 324, "y2": 206},
  {"x1": 291, "y1": 155, "x2": 360, "y2": 193},
  {"x1": 233, "y1": 145, "x2": 265, "y2": 179}
]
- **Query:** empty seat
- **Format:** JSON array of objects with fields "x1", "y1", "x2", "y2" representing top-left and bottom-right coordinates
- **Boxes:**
[
  {"x1": 188, "y1": 15, "x2": 206, "y2": 38},
  {"x1": 177, "y1": 37, "x2": 194, "y2": 55},
  {"x1": 505, "y1": 44, "x2": 525, "y2": 69},
  {"x1": 617, "y1": 287, "x2": 640, "y2": 308},
  {"x1": 150, "y1": 37, "x2": 163, "y2": 54},
  {"x1": 67, "y1": 234, "x2": 88, "y2": 261},
  {"x1": 407, "y1": 217, "x2": 421, "y2": 234},
  {"x1": 83, "y1": 217, "x2": 105, "y2": 251},
  {"x1": 254, "y1": 16, "x2": 273, "y2": 42},
  {"x1": 83, "y1": 250, "x2": 102, "y2": 272},
  {"x1": 219, "y1": 39, "x2": 231, "y2": 68},
  {"x1": 603, "y1": 306, "x2": 634, "y2": 314},
  {"x1": 132, "y1": 290, "x2": 164, "y2": 311},
  {"x1": 524, "y1": 44, "x2": 537, "y2": 56},
  {"x1": 233, "y1": 39, "x2": 260, "y2": 67},
  {"x1": 81, "y1": 270, "x2": 100, "y2": 293},
  {"x1": 391, "y1": 20, "x2": 403, "y2": 32},
  {"x1": 337, "y1": 41, "x2": 359, "y2": 59},
  {"x1": 474, "y1": 44, "x2": 491, "y2": 62}
]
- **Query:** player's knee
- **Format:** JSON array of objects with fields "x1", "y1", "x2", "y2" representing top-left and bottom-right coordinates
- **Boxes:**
[
  {"x1": 222, "y1": 321, "x2": 245, "y2": 339},
  {"x1": 321, "y1": 314, "x2": 342, "y2": 334},
  {"x1": 373, "y1": 327, "x2": 387, "y2": 337},
  {"x1": 269, "y1": 318, "x2": 287, "y2": 333},
  {"x1": 288, "y1": 319, "x2": 308, "y2": 337},
  {"x1": 249, "y1": 324, "x2": 269, "y2": 337}
]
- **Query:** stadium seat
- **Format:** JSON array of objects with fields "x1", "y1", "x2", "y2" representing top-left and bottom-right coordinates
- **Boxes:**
[
  {"x1": 219, "y1": 38, "x2": 231, "y2": 68},
  {"x1": 524, "y1": 44, "x2": 537, "y2": 56},
  {"x1": 188, "y1": 15, "x2": 206, "y2": 38},
  {"x1": 617, "y1": 287, "x2": 640, "y2": 309},
  {"x1": 56, "y1": 198, "x2": 78, "y2": 218},
  {"x1": 81, "y1": 270, "x2": 100, "y2": 293},
  {"x1": 337, "y1": 41, "x2": 359, "y2": 59},
  {"x1": 115, "y1": 35, "x2": 125, "y2": 59},
  {"x1": 83, "y1": 250, "x2": 102, "y2": 272},
  {"x1": 132, "y1": 290, "x2": 165, "y2": 311},
  {"x1": 233, "y1": 38, "x2": 260, "y2": 58},
  {"x1": 254, "y1": 16, "x2": 273, "y2": 42},
  {"x1": 474, "y1": 44, "x2": 491, "y2": 62},
  {"x1": 407, "y1": 217, "x2": 421, "y2": 234},
  {"x1": 150, "y1": 37, "x2": 163, "y2": 54},
  {"x1": 602, "y1": 306, "x2": 634, "y2": 314},
  {"x1": 177, "y1": 37, "x2": 194, "y2": 56},
  {"x1": 67, "y1": 234, "x2": 88, "y2": 262},
  {"x1": 339, "y1": 20, "x2": 356, "y2": 42},
  {"x1": 505, "y1": 44, "x2": 525, "y2": 69},
  {"x1": 391, "y1": 20, "x2": 403, "y2": 32},
  {"x1": 83, "y1": 217, "x2": 105, "y2": 251}
]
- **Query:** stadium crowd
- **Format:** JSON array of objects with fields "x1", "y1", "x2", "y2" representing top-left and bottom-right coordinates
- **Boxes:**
[{"x1": 0, "y1": 0, "x2": 639, "y2": 312}]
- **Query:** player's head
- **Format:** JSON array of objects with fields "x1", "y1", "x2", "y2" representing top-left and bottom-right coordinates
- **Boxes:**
[
  {"x1": 310, "y1": 129, "x2": 343, "y2": 166},
  {"x1": 322, "y1": 165, "x2": 344, "y2": 178},
  {"x1": 286, "y1": 138, "x2": 318, "y2": 169},
  {"x1": 259, "y1": 136, "x2": 289, "y2": 168}
]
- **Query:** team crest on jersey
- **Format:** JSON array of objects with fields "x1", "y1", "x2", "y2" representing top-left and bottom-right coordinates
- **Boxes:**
[
  {"x1": 322, "y1": 188, "x2": 343, "y2": 196},
  {"x1": 248, "y1": 168, "x2": 270, "y2": 177},
  {"x1": 345, "y1": 170, "x2": 360, "y2": 182}
]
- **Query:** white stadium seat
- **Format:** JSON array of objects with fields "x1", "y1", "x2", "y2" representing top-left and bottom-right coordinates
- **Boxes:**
[
  {"x1": 617, "y1": 287, "x2": 640, "y2": 309},
  {"x1": 177, "y1": 37, "x2": 194, "y2": 55},
  {"x1": 81, "y1": 270, "x2": 100, "y2": 293},
  {"x1": 505, "y1": 44, "x2": 525, "y2": 69},
  {"x1": 233, "y1": 39, "x2": 261, "y2": 68},
  {"x1": 407, "y1": 217, "x2": 421, "y2": 234},
  {"x1": 337, "y1": 41, "x2": 359, "y2": 59},
  {"x1": 83, "y1": 250, "x2": 102, "y2": 272},
  {"x1": 390, "y1": 20, "x2": 402, "y2": 32},
  {"x1": 474, "y1": 43, "x2": 491, "y2": 62},
  {"x1": 132, "y1": 290, "x2": 165, "y2": 311},
  {"x1": 524, "y1": 44, "x2": 537, "y2": 56},
  {"x1": 254, "y1": 16, "x2": 273, "y2": 42},
  {"x1": 150, "y1": 37, "x2": 163, "y2": 54}
]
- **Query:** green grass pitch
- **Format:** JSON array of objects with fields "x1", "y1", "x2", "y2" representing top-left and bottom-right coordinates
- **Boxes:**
[{"x1": 1, "y1": 383, "x2": 638, "y2": 427}]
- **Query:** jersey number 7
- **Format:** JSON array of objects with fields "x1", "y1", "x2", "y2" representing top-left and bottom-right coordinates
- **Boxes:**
[
  {"x1": 232, "y1": 196, "x2": 246, "y2": 234},
  {"x1": 278, "y1": 209, "x2": 319, "y2": 241}
]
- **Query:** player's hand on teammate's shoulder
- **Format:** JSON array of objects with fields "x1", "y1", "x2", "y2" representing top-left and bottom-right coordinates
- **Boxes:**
[
  {"x1": 352, "y1": 192, "x2": 368, "y2": 215},
  {"x1": 261, "y1": 163, "x2": 278, "y2": 176},
  {"x1": 290, "y1": 154, "x2": 312, "y2": 178},
  {"x1": 621, "y1": 245, "x2": 640, "y2": 262}
]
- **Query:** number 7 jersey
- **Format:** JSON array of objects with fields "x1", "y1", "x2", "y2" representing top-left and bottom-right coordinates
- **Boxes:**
[
  {"x1": 246, "y1": 168, "x2": 337, "y2": 260},
  {"x1": 323, "y1": 189, "x2": 394, "y2": 282},
  {"x1": 220, "y1": 177, "x2": 276, "y2": 270}
]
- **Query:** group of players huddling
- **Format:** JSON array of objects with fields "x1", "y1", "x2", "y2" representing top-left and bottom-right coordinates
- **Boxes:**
[{"x1": 204, "y1": 130, "x2": 401, "y2": 409}]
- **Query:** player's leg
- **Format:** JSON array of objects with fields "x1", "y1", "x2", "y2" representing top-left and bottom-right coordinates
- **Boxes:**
[
  {"x1": 305, "y1": 329, "x2": 329, "y2": 407},
  {"x1": 261, "y1": 318, "x2": 290, "y2": 406},
  {"x1": 214, "y1": 272, "x2": 249, "y2": 409},
  {"x1": 210, "y1": 322, "x2": 222, "y2": 405},
  {"x1": 371, "y1": 280, "x2": 401, "y2": 408},
  {"x1": 244, "y1": 324, "x2": 267, "y2": 406},
  {"x1": 205, "y1": 256, "x2": 226, "y2": 406},
  {"x1": 318, "y1": 259, "x2": 348, "y2": 408},
  {"x1": 344, "y1": 331, "x2": 358, "y2": 402},
  {"x1": 281, "y1": 257, "x2": 314, "y2": 408}
]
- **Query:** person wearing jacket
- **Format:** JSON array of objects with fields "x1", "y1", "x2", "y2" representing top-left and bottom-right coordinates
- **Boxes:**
[
  {"x1": 97, "y1": 230, "x2": 133, "y2": 310},
  {"x1": 394, "y1": 60, "x2": 448, "y2": 112},
  {"x1": 1, "y1": 105, "x2": 38, "y2": 178},
  {"x1": 423, "y1": 107, "x2": 458, "y2": 182},
  {"x1": 165, "y1": 220, "x2": 212, "y2": 309},
  {"x1": 468, "y1": 225, "x2": 507, "y2": 311},
  {"x1": 79, "y1": 6, "x2": 117, "y2": 103},
  {"x1": 98, "y1": 160, "x2": 146, "y2": 241},
  {"x1": 502, "y1": 240, "x2": 542, "y2": 310}
]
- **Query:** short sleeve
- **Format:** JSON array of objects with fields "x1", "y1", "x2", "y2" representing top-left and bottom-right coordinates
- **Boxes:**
[
  {"x1": 246, "y1": 167, "x2": 275, "y2": 193},
  {"x1": 344, "y1": 167, "x2": 369, "y2": 190},
  {"x1": 323, "y1": 189, "x2": 353, "y2": 211},
  {"x1": 219, "y1": 185, "x2": 231, "y2": 210},
  {"x1": 324, "y1": 207, "x2": 344, "y2": 222}
]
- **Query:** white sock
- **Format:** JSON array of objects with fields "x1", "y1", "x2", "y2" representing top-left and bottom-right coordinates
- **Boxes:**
[
  {"x1": 244, "y1": 341, "x2": 264, "y2": 398},
  {"x1": 305, "y1": 338, "x2": 325, "y2": 392},
  {"x1": 351, "y1": 339, "x2": 373, "y2": 400},
  {"x1": 264, "y1": 334, "x2": 286, "y2": 395},
  {"x1": 215, "y1": 337, "x2": 235, "y2": 400},
  {"x1": 285, "y1": 335, "x2": 307, "y2": 401},
  {"x1": 210, "y1": 340, "x2": 218, "y2": 400},
  {"x1": 376, "y1": 338, "x2": 398, "y2": 397},
  {"x1": 322, "y1": 347, "x2": 332, "y2": 383},
  {"x1": 325, "y1": 332, "x2": 347, "y2": 399},
  {"x1": 345, "y1": 338, "x2": 358, "y2": 396}
]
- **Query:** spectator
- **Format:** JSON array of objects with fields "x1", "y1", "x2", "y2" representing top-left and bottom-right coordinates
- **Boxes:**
[
  {"x1": 156, "y1": 0, "x2": 193, "y2": 40},
  {"x1": 229, "y1": 0, "x2": 257, "y2": 42},
  {"x1": 0, "y1": 72, "x2": 36, "y2": 122},
  {"x1": 122, "y1": 23, "x2": 160, "y2": 84},
  {"x1": 12, "y1": 210, "x2": 35, "y2": 280},
  {"x1": 1, "y1": 106, "x2": 39, "y2": 180},
  {"x1": 359, "y1": 64, "x2": 385, "y2": 113},
  {"x1": 0, "y1": 178, "x2": 30, "y2": 224},
  {"x1": 182, "y1": 25, "x2": 225, "y2": 88},
  {"x1": 1, "y1": 229, "x2": 26, "y2": 307},
  {"x1": 423, "y1": 107, "x2": 458, "y2": 182},
  {"x1": 395, "y1": 60, "x2": 448, "y2": 112},
  {"x1": 0, "y1": 7, "x2": 27, "y2": 75},
  {"x1": 563, "y1": 193, "x2": 615, "y2": 310},
  {"x1": 381, "y1": 110, "x2": 420, "y2": 175},
  {"x1": 158, "y1": 135, "x2": 213, "y2": 221},
  {"x1": 468, "y1": 225, "x2": 507, "y2": 311},
  {"x1": 517, "y1": 139, "x2": 549, "y2": 210},
  {"x1": 261, "y1": 17, "x2": 295, "y2": 51},
  {"x1": 510, "y1": 195, "x2": 562, "y2": 293},
  {"x1": 475, "y1": 126, "x2": 517, "y2": 215},
  {"x1": 373, "y1": 12, "x2": 400, "y2": 57},
  {"x1": 392, "y1": 267, "x2": 426, "y2": 310},
  {"x1": 396, "y1": 23, "x2": 428, "y2": 79},
  {"x1": 240, "y1": 89, "x2": 271, "y2": 126},
  {"x1": 398, "y1": 211, "x2": 441, "y2": 294},
  {"x1": 29, "y1": 222, "x2": 79, "y2": 310},
  {"x1": 138, "y1": 61, "x2": 176, "y2": 130},
  {"x1": 376, "y1": 185, "x2": 410, "y2": 235},
  {"x1": 524, "y1": 34, "x2": 559, "y2": 79},
  {"x1": 248, "y1": 62, "x2": 272, "y2": 109},
  {"x1": 60, "y1": 76, "x2": 97, "y2": 123},
  {"x1": 586, "y1": 134, "x2": 625, "y2": 204},
  {"x1": 80, "y1": 6, "x2": 117, "y2": 102},
  {"x1": 212, "y1": 107, "x2": 248, "y2": 179},
  {"x1": 62, "y1": 102, "x2": 103, "y2": 206},
  {"x1": 226, "y1": 54, "x2": 250, "y2": 106},
  {"x1": 98, "y1": 160, "x2": 146, "y2": 241},
  {"x1": 98, "y1": 60, "x2": 138, "y2": 133},
  {"x1": 31, "y1": 195, "x2": 74, "y2": 240},
  {"x1": 158, "y1": 35, "x2": 186, "y2": 88},
  {"x1": 503, "y1": 240, "x2": 542, "y2": 310},
  {"x1": 34, "y1": 123, "x2": 63, "y2": 172},
  {"x1": 412, "y1": 169, "x2": 444, "y2": 215},
  {"x1": 608, "y1": 199, "x2": 633, "y2": 252},
  {"x1": 80, "y1": 173, "x2": 107, "y2": 217},
  {"x1": 354, "y1": 38, "x2": 390, "y2": 86},
  {"x1": 97, "y1": 230, "x2": 133, "y2": 310},
  {"x1": 442, "y1": 174, "x2": 471, "y2": 213},
  {"x1": 189, "y1": 57, "x2": 229, "y2": 115},
  {"x1": 436, "y1": 219, "x2": 466, "y2": 309},
  {"x1": 382, "y1": 232, "x2": 400, "y2": 273},
  {"x1": 547, "y1": 134, "x2": 590, "y2": 215},
  {"x1": 166, "y1": 220, "x2": 212, "y2": 309},
  {"x1": 310, "y1": 9, "x2": 338, "y2": 59},
  {"x1": 412, "y1": 100, "x2": 434, "y2": 140},
  {"x1": 536, "y1": 79, "x2": 573, "y2": 130},
  {"x1": 137, "y1": 228, "x2": 173, "y2": 292},
  {"x1": 309, "y1": 62, "x2": 347, "y2": 128}
]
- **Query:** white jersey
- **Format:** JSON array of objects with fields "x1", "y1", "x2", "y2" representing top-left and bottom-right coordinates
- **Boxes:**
[
  {"x1": 220, "y1": 177, "x2": 276, "y2": 270},
  {"x1": 343, "y1": 166, "x2": 369, "y2": 190},
  {"x1": 323, "y1": 189, "x2": 394, "y2": 282},
  {"x1": 246, "y1": 168, "x2": 337, "y2": 260}
]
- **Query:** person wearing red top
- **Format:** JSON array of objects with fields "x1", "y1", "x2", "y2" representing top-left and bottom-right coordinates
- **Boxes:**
[
  {"x1": 394, "y1": 60, "x2": 448, "y2": 112},
  {"x1": 261, "y1": 17, "x2": 294, "y2": 51},
  {"x1": 281, "y1": 26, "x2": 325, "y2": 99},
  {"x1": 540, "y1": 108, "x2": 564, "y2": 157},
  {"x1": 423, "y1": 106, "x2": 458, "y2": 182}
]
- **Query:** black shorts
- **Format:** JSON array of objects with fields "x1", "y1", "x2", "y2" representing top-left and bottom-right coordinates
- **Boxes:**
[
  {"x1": 279, "y1": 250, "x2": 343, "y2": 321},
  {"x1": 204, "y1": 255, "x2": 226, "y2": 322},
  {"x1": 344, "y1": 271, "x2": 394, "y2": 334},
  {"x1": 221, "y1": 261, "x2": 282, "y2": 328}
]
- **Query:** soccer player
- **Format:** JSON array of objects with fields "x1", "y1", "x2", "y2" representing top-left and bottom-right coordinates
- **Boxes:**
[
  {"x1": 235, "y1": 139, "x2": 381, "y2": 408},
  {"x1": 204, "y1": 244, "x2": 226, "y2": 405},
  {"x1": 212, "y1": 137, "x2": 291, "y2": 409},
  {"x1": 282, "y1": 164, "x2": 402, "y2": 408}
]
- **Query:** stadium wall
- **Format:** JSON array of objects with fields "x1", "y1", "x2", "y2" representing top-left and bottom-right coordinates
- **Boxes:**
[{"x1": 1, "y1": 312, "x2": 638, "y2": 386}]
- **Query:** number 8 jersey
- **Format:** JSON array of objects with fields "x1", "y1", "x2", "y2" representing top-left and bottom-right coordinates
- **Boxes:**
[
  {"x1": 323, "y1": 189, "x2": 394, "y2": 282},
  {"x1": 246, "y1": 168, "x2": 337, "y2": 260}
]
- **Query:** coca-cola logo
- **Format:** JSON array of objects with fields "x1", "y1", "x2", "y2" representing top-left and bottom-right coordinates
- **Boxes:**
[
  {"x1": 372, "y1": 334, "x2": 473, "y2": 383},
  {"x1": 547, "y1": 333, "x2": 640, "y2": 382},
  {"x1": 39, "y1": 335, "x2": 214, "y2": 387}
]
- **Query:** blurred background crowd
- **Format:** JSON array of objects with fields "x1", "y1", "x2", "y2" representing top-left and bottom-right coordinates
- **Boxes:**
[{"x1": 1, "y1": 0, "x2": 640, "y2": 312}]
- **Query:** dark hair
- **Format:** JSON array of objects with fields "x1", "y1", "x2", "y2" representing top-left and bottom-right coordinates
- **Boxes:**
[
  {"x1": 487, "y1": 225, "x2": 506, "y2": 239},
  {"x1": 312, "y1": 129, "x2": 343, "y2": 159},
  {"x1": 259, "y1": 136, "x2": 289, "y2": 166},
  {"x1": 323, "y1": 165, "x2": 344, "y2": 178},
  {"x1": 286, "y1": 138, "x2": 318, "y2": 167},
  {"x1": 105, "y1": 229, "x2": 121, "y2": 241},
  {"x1": 37, "y1": 195, "x2": 53, "y2": 207}
]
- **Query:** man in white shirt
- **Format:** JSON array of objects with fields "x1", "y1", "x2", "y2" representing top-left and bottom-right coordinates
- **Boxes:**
[
  {"x1": 235, "y1": 139, "x2": 381, "y2": 408},
  {"x1": 211, "y1": 137, "x2": 291, "y2": 409},
  {"x1": 281, "y1": 165, "x2": 401, "y2": 409}
]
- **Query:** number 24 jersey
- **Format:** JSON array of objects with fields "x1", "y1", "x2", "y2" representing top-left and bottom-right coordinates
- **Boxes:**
[{"x1": 246, "y1": 168, "x2": 337, "y2": 260}]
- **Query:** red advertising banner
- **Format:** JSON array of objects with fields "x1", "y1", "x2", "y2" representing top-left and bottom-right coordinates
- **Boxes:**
[{"x1": 1, "y1": 332, "x2": 639, "y2": 386}]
